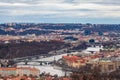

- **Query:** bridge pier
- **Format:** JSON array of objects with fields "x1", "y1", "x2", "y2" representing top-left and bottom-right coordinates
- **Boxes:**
[
  {"x1": 39, "y1": 62, "x2": 50, "y2": 66},
  {"x1": 44, "y1": 62, "x2": 47, "y2": 65},
  {"x1": 36, "y1": 56, "x2": 39, "y2": 59},
  {"x1": 25, "y1": 62, "x2": 28, "y2": 65},
  {"x1": 40, "y1": 62, "x2": 42, "y2": 65}
]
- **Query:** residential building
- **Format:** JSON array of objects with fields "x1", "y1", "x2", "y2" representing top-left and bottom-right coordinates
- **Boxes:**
[
  {"x1": 0, "y1": 67, "x2": 40, "y2": 77},
  {"x1": 62, "y1": 55, "x2": 87, "y2": 68}
]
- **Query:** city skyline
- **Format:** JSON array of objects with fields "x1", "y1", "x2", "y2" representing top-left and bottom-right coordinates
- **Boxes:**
[{"x1": 0, "y1": 0, "x2": 120, "y2": 24}]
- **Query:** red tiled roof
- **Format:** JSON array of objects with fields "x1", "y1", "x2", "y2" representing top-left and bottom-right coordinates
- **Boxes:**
[
  {"x1": 18, "y1": 67, "x2": 39, "y2": 71},
  {"x1": 90, "y1": 55, "x2": 99, "y2": 59},
  {"x1": 62, "y1": 78, "x2": 72, "y2": 80},
  {"x1": 63, "y1": 55, "x2": 87, "y2": 63},
  {"x1": 0, "y1": 68, "x2": 17, "y2": 70}
]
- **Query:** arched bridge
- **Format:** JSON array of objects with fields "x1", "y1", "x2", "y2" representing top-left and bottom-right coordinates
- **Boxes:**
[{"x1": 15, "y1": 60, "x2": 54, "y2": 66}]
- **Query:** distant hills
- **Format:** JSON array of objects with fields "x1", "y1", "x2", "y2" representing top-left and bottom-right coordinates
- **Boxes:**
[{"x1": 0, "y1": 23, "x2": 120, "y2": 35}]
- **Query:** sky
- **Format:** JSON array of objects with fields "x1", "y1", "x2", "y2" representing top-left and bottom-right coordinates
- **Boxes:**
[{"x1": 0, "y1": 0, "x2": 120, "y2": 24}]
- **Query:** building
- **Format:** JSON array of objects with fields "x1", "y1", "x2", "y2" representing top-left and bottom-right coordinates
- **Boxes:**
[
  {"x1": 0, "y1": 67, "x2": 40, "y2": 77},
  {"x1": 0, "y1": 68, "x2": 17, "y2": 76},
  {"x1": 62, "y1": 55, "x2": 87, "y2": 68},
  {"x1": 88, "y1": 58, "x2": 120, "y2": 73},
  {"x1": 17, "y1": 67, "x2": 40, "y2": 76}
]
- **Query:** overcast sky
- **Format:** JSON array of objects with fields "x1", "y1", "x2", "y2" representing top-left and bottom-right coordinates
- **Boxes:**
[{"x1": 0, "y1": 0, "x2": 120, "y2": 24}]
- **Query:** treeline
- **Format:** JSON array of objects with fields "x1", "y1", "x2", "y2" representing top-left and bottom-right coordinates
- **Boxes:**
[
  {"x1": 70, "y1": 66, "x2": 120, "y2": 80},
  {"x1": 0, "y1": 29, "x2": 54, "y2": 35},
  {"x1": 0, "y1": 41, "x2": 70, "y2": 59}
]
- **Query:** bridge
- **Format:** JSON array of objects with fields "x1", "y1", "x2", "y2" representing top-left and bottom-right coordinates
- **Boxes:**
[
  {"x1": 11, "y1": 53, "x2": 57, "y2": 66},
  {"x1": 15, "y1": 60, "x2": 54, "y2": 66},
  {"x1": 0, "y1": 54, "x2": 56, "y2": 67}
]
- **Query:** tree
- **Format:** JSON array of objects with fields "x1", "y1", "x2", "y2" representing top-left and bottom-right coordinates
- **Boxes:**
[
  {"x1": 84, "y1": 30, "x2": 91, "y2": 36},
  {"x1": 98, "y1": 31, "x2": 103, "y2": 36},
  {"x1": 89, "y1": 39, "x2": 95, "y2": 44}
]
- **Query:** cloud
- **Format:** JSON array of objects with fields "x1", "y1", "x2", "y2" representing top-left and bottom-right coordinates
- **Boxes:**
[{"x1": 0, "y1": 0, "x2": 120, "y2": 23}]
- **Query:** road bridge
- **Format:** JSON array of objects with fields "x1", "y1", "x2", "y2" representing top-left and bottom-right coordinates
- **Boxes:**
[{"x1": 15, "y1": 60, "x2": 54, "y2": 65}]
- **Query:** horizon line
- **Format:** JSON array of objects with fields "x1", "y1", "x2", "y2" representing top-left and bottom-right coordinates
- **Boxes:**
[{"x1": 0, "y1": 22, "x2": 120, "y2": 25}]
